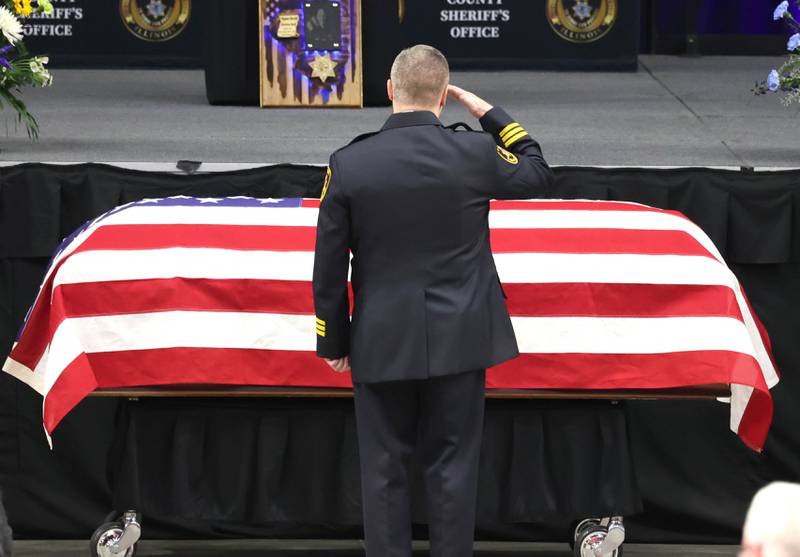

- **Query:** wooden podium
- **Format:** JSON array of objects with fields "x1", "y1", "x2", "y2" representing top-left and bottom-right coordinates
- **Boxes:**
[{"x1": 259, "y1": 0, "x2": 363, "y2": 107}]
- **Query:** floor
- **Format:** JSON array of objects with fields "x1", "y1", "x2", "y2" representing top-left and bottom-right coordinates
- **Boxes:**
[
  {"x1": 15, "y1": 539, "x2": 742, "y2": 556},
  {"x1": 0, "y1": 55, "x2": 797, "y2": 167}
]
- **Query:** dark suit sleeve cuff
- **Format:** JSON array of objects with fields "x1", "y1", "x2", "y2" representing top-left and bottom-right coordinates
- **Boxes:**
[
  {"x1": 479, "y1": 107, "x2": 515, "y2": 135},
  {"x1": 317, "y1": 347, "x2": 348, "y2": 360},
  {"x1": 316, "y1": 331, "x2": 349, "y2": 360}
]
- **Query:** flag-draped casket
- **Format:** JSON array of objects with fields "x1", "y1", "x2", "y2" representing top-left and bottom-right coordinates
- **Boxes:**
[{"x1": 2, "y1": 197, "x2": 779, "y2": 450}]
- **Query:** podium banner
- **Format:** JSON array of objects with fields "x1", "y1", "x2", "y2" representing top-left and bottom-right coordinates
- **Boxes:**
[
  {"x1": 402, "y1": 0, "x2": 639, "y2": 70},
  {"x1": 22, "y1": 0, "x2": 203, "y2": 67}
]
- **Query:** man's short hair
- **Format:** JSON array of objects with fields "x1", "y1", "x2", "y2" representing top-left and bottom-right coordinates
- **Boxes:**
[
  {"x1": 390, "y1": 44, "x2": 450, "y2": 107},
  {"x1": 743, "y1": 482, "x2": 800, "y2": 556}
]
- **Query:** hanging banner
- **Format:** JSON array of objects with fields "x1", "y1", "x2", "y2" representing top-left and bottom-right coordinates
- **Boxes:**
[
  {"x1": 402, "y1": 0, "x2": 639, "y2": 70},
  {"x1": 21, "y1": 0, "x2": 203, "y2": 67}
]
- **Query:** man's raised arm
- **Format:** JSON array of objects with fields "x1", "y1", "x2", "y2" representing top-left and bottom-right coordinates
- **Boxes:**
[{"x1": 448, "y1": 85, "x2": 554, "y2": 199}]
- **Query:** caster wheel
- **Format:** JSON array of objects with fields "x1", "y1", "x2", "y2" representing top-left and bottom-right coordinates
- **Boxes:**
[
  {"x1": 89, "y1": 522, "x2": 137, "y2": 557},
  {"x1": 573, "y1": 524, "x2": 623, "y2": 557},
  {"x1": 570, "y1": 518, "x2": 601, "y2": 550}
]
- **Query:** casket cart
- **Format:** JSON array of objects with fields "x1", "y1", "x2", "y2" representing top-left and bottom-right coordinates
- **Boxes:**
[{"x1": 87, "y1": 384, "x2": 730, "y2": 557}]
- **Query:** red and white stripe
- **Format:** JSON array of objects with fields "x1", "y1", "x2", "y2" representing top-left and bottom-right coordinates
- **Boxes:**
[{"x1": 3, "y1": 198, "x2": 778, "y2": 450}]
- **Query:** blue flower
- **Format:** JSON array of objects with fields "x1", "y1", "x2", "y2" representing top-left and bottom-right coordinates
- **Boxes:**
[
  {"x1": 0, "y1": 44, "x2": 11, "y2": 70},
  {"x1": 774, "y1": 0, "x2": 789, "y2": 19},
  {"x1": 767, "y1": 69, "x2": 781, "y2": 91},
  {"x1": 789, "y1": 33, "x2": 800, "y2": 51}
]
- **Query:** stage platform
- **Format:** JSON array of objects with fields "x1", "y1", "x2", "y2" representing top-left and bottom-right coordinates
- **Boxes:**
[
  {"x1": 2, "y1": 55, "x2": 798, "y2": 550},
  {"x1": 0, "y1": 55, "x2": 796, "y2": 168},
  {"x1": 15, "y1": 540, "x2": 740, "y2": 556}
]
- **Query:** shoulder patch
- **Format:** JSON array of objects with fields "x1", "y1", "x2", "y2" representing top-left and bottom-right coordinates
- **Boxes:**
[
  {"x1": 320, "y1": 166, "x2": 331, "y2": 202},
  {"x1": 496, "y1": 145, "x2": 518, "y2": 165},
  {"x1": 446, "y1": 122, "x2": 474, "y2": 132}
]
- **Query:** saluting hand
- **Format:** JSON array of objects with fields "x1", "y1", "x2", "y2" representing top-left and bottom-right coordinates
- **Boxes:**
[
  {"x1": 447, "y1": 85, "x2": 493, "y2": 119},
  {"x1": 325, "y1": 356, "x2": 351, "y2": 373}
]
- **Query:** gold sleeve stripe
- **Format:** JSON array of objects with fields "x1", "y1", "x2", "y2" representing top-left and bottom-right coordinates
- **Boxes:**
[
  {"x1": 320, "y1": 166, "x2": 332, "y2": 203},
  {"x1": 499, "y1": 122, "x2": 521, "y2": 139},
  {"x1": 316, "y1": 317, "x2": 326, "y2": 326},
  {"x1": 316, "y1": 324, "x2": 326, "y2": 332},
  {"x1": 504, "y1": 129, "x2": 529, "y2": 147},
  {"x1": 316, "y1": 328, "x2": 326, "y2": 337},
  {"x1": 499, "y1": 123, "x2": 523, "y2": 140}
]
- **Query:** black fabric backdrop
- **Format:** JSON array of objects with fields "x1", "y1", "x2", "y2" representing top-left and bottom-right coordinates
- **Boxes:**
[{"x1": 0, "y1": 163, "x2": 798, "y2": 543}]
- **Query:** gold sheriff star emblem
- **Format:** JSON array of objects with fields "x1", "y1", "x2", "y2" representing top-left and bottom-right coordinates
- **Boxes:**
[{"x1": 309, "y1": 53, "x2": 338, "y2": 83}]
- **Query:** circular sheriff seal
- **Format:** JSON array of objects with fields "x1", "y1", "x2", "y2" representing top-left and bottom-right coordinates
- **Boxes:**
[
  {"x1": 547, "y1": 0, "x2": 617, "y2": 43},
  {"x1": 120, "y1": 0, "x2": 191, "y2": 42}
]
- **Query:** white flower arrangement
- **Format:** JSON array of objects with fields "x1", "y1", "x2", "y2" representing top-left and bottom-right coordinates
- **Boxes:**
[
  {"x1": 0, "y1": 6, "x2": 22, "y2": 45},
  {"x1": 0, "y1": 0, "x2": 54, "y2": 138}
]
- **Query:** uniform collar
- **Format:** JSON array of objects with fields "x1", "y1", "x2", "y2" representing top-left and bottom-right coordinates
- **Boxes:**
[{"x1": 381, "y1": 110, "x2": 442, "y2": 131}]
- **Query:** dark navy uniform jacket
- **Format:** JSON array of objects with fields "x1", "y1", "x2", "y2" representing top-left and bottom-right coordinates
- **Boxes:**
[{"x1": 313, "y1": 107, "x2": 553, "y2": 383}]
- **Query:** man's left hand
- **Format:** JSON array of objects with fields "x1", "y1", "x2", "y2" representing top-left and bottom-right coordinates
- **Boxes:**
[{"x1": 325, "y1": 356, "x2": 351, "y2": 373}]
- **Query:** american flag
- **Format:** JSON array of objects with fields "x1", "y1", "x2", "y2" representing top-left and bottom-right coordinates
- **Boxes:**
[{"x1": 2, "y1": 196, "x2": 778, "y2": 450}]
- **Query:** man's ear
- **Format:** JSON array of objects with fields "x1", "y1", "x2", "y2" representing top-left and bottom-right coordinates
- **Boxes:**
[
  {"x1": 387, "y1": 79, "x2": 394, "y2": 102},
  {"x1": 439, "y1": 84, "x2": 448, "y2": 110}
]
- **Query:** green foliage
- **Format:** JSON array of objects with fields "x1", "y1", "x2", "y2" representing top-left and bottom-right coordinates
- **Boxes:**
[{"x1": 779, "y1": 53, "x2": 800, "y2": 76}]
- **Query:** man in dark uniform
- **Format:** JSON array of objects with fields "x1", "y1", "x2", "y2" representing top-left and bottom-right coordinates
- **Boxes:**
[{"x1": 313, "y1": 45, "x2": 553, "y2": 557}]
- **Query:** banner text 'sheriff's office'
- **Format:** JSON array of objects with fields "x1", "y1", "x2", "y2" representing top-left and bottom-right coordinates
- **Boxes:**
[
  {"x1": 21, "y1": 0, "x2": 203, "y2": 67},
  {"x1": 403, "y1": 0, "x2": 639, "y2": 70},
  {"x1": 19, "y1": 0, "x2": 636, "y2": 71}
]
